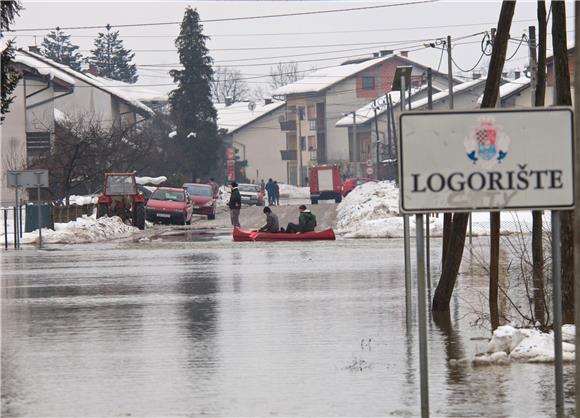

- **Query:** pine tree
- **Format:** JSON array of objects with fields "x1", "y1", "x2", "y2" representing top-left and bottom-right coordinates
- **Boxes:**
[
  {"x1": 40, "y1": 28, "x2": 83, "y2": 71},
  {"x1": 88, "y1": 27, "x2": 138, "y2": 83},
  {"x1": 169, "y1": 7, "x2": 222, "y2": 180},
  {"x1": 1, "y1": 0, "x2": 22, "y2": 123}
]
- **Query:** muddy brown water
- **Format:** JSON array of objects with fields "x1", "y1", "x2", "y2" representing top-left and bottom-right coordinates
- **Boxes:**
[{"x1": 1, "y1": 234, "x2": 575, "y2": 417}]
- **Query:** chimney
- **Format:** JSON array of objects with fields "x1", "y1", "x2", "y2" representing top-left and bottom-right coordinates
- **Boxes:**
[
  {"x1": 472, "y1": 72, "x2": 482, "y2": 80},
  {"x1": 400, "y1": 51, "x2": 409, "y2": 57},
  {"x1": 87, "y1": 63, "x2": 98, "y2": 76},
  {"x1": 225, "y1": 97, "x2": 233, "y2": 107},
  {"x1": 373, "y1": 52, "x2": 380, "y2": 58},
  {"x1": 514, "y1": 70, "x2": 521, "y2": 79},
  {"x1": 264, "y1": 98, "x2": 273, "y2": 105},
  {"x1": 29, "y1": 45, "x2": 40, "y2": 54},
  {"x1": 380, "y1": 49, "x2": 393, "y2": 57}
]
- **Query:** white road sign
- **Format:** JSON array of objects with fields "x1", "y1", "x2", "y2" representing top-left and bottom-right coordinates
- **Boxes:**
[
  {"x1": 366, "y1": 159, "x2": 373, "y2": 167},
  {"x1": 366, "y1": 167, "x2": 374, "y2": 175},
  {"x1": 7, "y1": 170, "x2": 49, "y2": 188},
  {"x1": 398, "y1": 108, "x2": 574, "y2": 213}
]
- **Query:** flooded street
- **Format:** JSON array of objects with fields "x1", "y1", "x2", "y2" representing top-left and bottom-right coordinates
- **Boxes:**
[{"x1": 1, "y1": 234, "x2": 575, "y2": 417}]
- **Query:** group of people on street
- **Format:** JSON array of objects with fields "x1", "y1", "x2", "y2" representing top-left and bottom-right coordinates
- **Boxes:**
[
  {"x1": 264, "y1": 178, "x2": 280, "y2": 206},
  {"x1": 228, "y1": 182, "x2": 316, "y2": 234}
]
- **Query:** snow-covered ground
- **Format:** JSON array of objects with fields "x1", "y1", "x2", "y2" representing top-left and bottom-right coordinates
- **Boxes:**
[
  {"x1": 67, "y1": 195, "x2": 98, "y2": 205},
  {"x1": 9, "y1": 214, "x2": 139, "y2": 245},
  {"x1": 278, "y1": 184, "x2": 310, "y2": 199},
  {"x1": 452, "y1": 325, "x2": 575, "y2": 366},
  {"x1": 336, "y1": 181, "x2": 537, "y2": 239}
]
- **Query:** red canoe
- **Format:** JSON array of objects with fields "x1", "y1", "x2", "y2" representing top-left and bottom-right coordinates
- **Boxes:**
[{"x1": 233, "y1": 227, "x2": 336, "y2": 242}]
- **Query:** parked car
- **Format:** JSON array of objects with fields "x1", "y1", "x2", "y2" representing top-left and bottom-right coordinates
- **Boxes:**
[
  {"x1": 145, "y1": 187, "x2": 193, "y2": 225},
  {"x1": 182, "y1": 183, "x2": 216, "y2": 220},
  {"x1": 238, "y1": 183, "x2": 264, "y2": 206},
  {"x1": 342, "y1": 178, "x2": 373, "y2": 197}
]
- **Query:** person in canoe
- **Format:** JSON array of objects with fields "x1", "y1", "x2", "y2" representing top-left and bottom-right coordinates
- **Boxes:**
[
  {"x1": 282, "y1": 205, "x2": 316, "y2": 234},
  {"x1": 258, "y1": 206, "x2": 279, "y2": 233}
]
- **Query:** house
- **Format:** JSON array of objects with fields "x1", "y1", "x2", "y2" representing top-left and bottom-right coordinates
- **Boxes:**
[
  {"x1": 216, "y1": 100, "x2": 287, "y2": 183},
  {"x1": 1, "y1": 49, "x2": 75, "y2": 206},
  {"x1": 272, "y1": 51, "x2": 457, "y2": 185},
  {"x1": 335, "y1": 78, "x2": 488, "y2": 179},
  {"x1": 0, "y1": 48, "x2": 153, "y2": 206}
]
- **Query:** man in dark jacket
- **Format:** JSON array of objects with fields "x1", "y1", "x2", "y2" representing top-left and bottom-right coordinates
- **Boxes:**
[
  {"x1": 265, "y1": 178, "x2": 275, "y2": 206},
  {"x1": 228, "y1": 182, "x2": 242, "y2": 227},
  {"x1": 273, "y1": 181, "x2": 280, "y2": 206},
  {"x1": 258, "y1": 206, "x2": 279, "y2": 233},
  {"x1": 283, "y1": 205, "x2": 316, "y2": 233}
]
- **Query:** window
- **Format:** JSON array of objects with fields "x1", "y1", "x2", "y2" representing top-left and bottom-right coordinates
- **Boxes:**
[
  {"x1": 307, "y1": 105, "x2": 316, "y2": 120},
  {"x1": 26, "y1": 132, "x2": 50, "y2": 152},
  {"x1": 308, "y1": 135, "x2": 317, "y2": 151},
  {"x1": 361, "y1": 76, "x2": 375, "y2": 90}
]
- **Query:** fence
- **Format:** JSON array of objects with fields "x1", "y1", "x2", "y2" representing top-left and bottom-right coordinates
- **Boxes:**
[
  {"x1": 53, "y1": 204, "x2": 96, "y2": 224},
  {"x1": 1, "y1": 206, "x2": 25, "y2": 249}
]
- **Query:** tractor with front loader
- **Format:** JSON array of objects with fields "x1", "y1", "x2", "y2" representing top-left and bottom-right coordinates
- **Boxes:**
[{"x1": 96, "y1": 173, "x2": 146, "y2": 230}]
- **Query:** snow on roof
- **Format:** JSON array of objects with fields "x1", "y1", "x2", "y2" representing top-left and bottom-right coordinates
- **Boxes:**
[
  {"x1": 19, "y1": 49, "x2": 153, "y2": 116},
  {"x1": 54, "y1": 108, "x2": 67, "y2": 123},
  {"x1": 273, "y1": 54, "x2": 395, "y2": 96},
  {"x1": 14, "y1": 51, "x2": 76, "y2": 86},
  {"x1": 411, "y1": 78, "x2": 487, "y2": 109},
  {"x1": 335, "y1": 85, "x2": 428, "y2": 127},
  {"x1": 476, "y1": 77, "x2": 530, "y2": 104},
  {"x1": 85, "y1": 74, "x2": 168, "y2": 103},
  {"x1": 217, "y1": 100, "x2": 285, "y2": 134}
]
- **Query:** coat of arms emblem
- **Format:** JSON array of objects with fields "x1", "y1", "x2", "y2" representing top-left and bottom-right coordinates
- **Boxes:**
[{"x1": 464, "y1": 117, "x2": 510, "y2": 169}]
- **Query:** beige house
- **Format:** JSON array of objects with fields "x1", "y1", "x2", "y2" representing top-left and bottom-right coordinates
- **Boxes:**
[
  {"x1": 217, "y1": 100, "x2": 287, "y2": 183},
  {"x1": 273, "y1": 51, "x2": 455, "y2": 185}
]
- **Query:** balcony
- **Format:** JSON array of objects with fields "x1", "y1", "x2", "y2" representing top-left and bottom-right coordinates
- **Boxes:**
[
  {"x1": 280, "y1": 150, "x2": 297, "y2": 161},
  {"x1": 279, "y1": 119, "x2": 297, "y2": 131}
]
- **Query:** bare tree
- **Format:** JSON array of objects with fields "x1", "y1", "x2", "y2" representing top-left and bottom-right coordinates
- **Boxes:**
[
  {"x1": 269, "y1": 61, "x2": 302, "y2": 91},
  {"x1": 29, "y1": 113, "x2": 156, "y2": 203},
  {"x1": 212, "y1": 66, "x2": 249, "y2": 103}
]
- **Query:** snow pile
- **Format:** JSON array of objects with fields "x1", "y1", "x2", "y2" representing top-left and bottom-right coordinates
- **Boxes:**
[
  {"x1": 336, "y1": 181, "x2": 423, "y2": 238},
  {"x1": 466, "y1": 325, "x2": 576, "y2": 366},
  {"x1": 278, "y1": 183, "x2": 309, "y2": 199},
  {"x1": 135, "y1": 176, "x2": 167, "y2": 186},
  {"x1": 67, "y1": 195, "x2": 98, "y2": 206},
  {"x1": 22, "y1": 215, "x2": 139, "y2": 244}
]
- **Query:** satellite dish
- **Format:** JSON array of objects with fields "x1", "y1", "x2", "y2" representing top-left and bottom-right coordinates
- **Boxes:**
[{"x1": 248, "y1": 101, "x2": 256, "y2": 111}]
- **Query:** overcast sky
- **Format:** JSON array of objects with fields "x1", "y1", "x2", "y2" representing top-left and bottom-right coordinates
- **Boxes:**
[{"x1": 9, "y1": 1, "x2": 577, "y2": 97}]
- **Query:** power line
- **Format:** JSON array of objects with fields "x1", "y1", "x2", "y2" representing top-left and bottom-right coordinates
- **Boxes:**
[{"x1": 7, "y1": 1, "x2": 438, "y2": 32}]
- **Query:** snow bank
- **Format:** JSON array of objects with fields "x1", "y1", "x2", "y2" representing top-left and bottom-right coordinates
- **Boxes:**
[
  {"x1": 336, "y1": 181, "x2": 536, "y2": 239},
  {"x1": 278, "y1": 184, "x2": 309, "y2": 199},
  {"x1": 22, "y1": 215, "x2": 139, "y2": 244},
  {"x1": 464, "y1": 325, "x2": 576, "y2": 366},
  {"x1": 135, "y1": 176, "x2": 167, "y2": 186}
]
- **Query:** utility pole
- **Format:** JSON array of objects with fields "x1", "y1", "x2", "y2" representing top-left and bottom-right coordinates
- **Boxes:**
[
  {"x1": 442, "y1": 35, "x2": 454, "y2": 266},
  {"x1": 297, "y1": 107, "x2": 303, "y2": 186},
  {"x1": 373, "y1": 99, "x2": 381, "y2": 180},
  {"x1": 574, "y1": 4, "x2": 580, "y2": 416},
  {"x1": 352, "y1": 111, "x2": 358, "y2": 177},
  {"x1": 432, "y1": 0, "x2": 516, "y2": 313}
]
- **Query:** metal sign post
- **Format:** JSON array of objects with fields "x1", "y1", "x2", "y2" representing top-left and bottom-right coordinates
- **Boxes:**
[
  {"x1": 551, "y1": 211, "x2": 564, "y2": 415},
  {"x1": 7, "y1": 170, "x2": 49, "y2": 249},
  {"x1": 398, "y1": 108, "x2": 574, "y2": 418},
  {"x1": 415, "y1": 213, "x2": 429, "y2": 418}
]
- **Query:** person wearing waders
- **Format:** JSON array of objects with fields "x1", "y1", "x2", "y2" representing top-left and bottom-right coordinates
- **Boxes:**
[{"x1": 228, "y1": 182, "x2": 242, "y2": 227}]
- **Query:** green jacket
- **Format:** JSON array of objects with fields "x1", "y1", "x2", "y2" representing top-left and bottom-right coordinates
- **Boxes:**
[{"x1": 299, "y1": 210, "x2": 317, "y2": 232}]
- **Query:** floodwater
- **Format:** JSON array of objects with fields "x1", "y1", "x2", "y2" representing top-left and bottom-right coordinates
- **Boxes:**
[{"x1": 1, "y1": 234, "x2": 575, "y2": 417}]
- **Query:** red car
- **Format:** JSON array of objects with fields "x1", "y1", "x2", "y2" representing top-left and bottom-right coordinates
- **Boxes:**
[
  {"x1": 342, "y1": 178, "x2": 372, "y2": 197},
  {"x1": 146, "y1": 187, "x2": 193, "y2": 225},
  {"x1": 182, "y1": 183, "x2": 217, "y2": 220}
]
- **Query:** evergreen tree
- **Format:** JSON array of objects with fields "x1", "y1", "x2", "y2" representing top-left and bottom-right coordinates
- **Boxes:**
[
  {"x1": 40, "y1": 28, "x2": 83, "y2": 71},
  {"x1": 88, "y1": 27, "x2": 138, "y2": 83},
  {"x1": 169, "y1": 7, "x2": 222, "y2": 180},
  {"x1": 1, "y1": 0, "x2": 22, "y2": 123}
]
